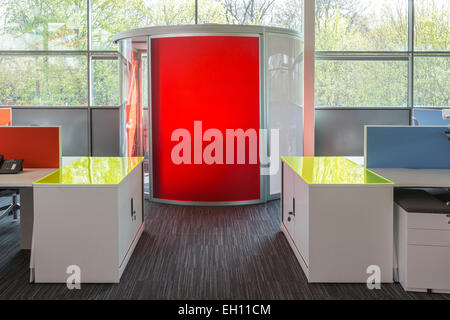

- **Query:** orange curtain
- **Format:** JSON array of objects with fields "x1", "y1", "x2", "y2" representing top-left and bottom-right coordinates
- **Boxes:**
[
  {"x1": 0, "y1": 108, "x2": 12, "y2": 126},
  {"x1": 125, "y1": 51, "x2": 141, "y2": 157}
]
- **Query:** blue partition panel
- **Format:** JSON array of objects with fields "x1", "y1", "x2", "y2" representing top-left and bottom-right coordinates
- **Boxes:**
[{"x1": 365, "y1": 126, "x2": 450, "y2": 169}]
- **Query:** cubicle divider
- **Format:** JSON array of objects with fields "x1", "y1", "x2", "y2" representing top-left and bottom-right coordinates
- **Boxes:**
[
  {"x1": 0, "y1": 126, "x2": 61, "y2": 168},
  {"x1": 365, "y1": 125, "x2": 450, "y2": 169}
]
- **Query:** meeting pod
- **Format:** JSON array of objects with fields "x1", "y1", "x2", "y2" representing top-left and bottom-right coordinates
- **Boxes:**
[{"x1": 114, "y1": 24, "x2": 303, "y2": 205}]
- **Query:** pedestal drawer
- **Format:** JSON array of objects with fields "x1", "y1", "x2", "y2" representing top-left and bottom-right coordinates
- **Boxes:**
[
  {"x1": 407, "y1": 245, "x2": 450, "y2": 291},
  {"x1": 408, "y1": 229, "x2": 450, "y2": 247}
]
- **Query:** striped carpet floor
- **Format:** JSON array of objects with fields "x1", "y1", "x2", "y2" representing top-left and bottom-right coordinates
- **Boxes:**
[{"x1": 0, "y1": 198, "x2": 448, "y2": 300}]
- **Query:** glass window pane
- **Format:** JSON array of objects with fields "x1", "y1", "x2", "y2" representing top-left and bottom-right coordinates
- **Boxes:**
[
  {"x1": 0, "y1": 55, "x2": 87, "y2": 106},
  {"x1": 0, "y1": 0, "x2": 87, "y2": 50},
  {"x1": 93, "y1": 58, "x2": 120, "y2": 106},
  {"x1": 413, "y1": 108, "x2": 450, "y2": 126},
  {"x1": 198, "y1": 0, "x2": 303, "y2": 32},
  {"x1": 414, "y1": 0, "x2": 450, "y2": 51},
  {"x1": 315, "y1": 60, "x2": 408, "y2": 107},
  {"x1": 315, "y1": 0, "x2": 408, "y2": 51},
  {"x1": 91, "y1": 0, "x2": 195, "y2": 50},
  {"x1": 414, "y1": 57, "x2": 450, "y2": 108}
]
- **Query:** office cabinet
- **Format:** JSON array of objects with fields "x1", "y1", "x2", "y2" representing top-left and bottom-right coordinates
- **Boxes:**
[
  {"x1": 31, "y1": 157, "x2": 144, "y2": 283},
  {"x1": 281, "y1": 157, "x2": 394, "y2": 283},
  {"x1": 396, "y1": 203, "x2": 450, "y2": 293}
]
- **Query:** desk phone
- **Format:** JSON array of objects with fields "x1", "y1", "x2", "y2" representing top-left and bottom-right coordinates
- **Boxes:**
[{"x1": 0, "y1": 155, "x2": 23, "y2": 174}]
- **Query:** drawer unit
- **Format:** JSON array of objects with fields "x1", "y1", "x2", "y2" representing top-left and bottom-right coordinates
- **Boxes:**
[
  {"x1": 408, "y1": 212, "x2": 450, "y2": 230},
  {"x1": 395, "y1": 203, "x2": 450, "y2": 293},
  {"x1": 407, "y1": 245, "x2": 450, "y2": 292}
]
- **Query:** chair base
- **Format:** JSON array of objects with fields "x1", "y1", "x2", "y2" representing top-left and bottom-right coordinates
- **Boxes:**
[{"x1": 0, "y1": 195, "x2": 20, "y2": 220}]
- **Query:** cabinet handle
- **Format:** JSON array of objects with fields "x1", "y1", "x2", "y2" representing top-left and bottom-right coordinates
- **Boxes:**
[{"x1": 292, "y1": 197, "x2": 296, "y2": 216}]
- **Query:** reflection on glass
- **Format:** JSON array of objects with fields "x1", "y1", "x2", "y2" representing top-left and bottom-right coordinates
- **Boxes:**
[
  {"x1": 315, "y1": 60, "x2": 408, "y2": 107},
  {"x1": 0, "y1": 56, "x2": 88, "y2": 106},
  {"x1": 35, "y1": 157, "x2": 144, "y2": 185},
  {"x1": 282, "y1": 157, "x2": 393, "y2": 185}
]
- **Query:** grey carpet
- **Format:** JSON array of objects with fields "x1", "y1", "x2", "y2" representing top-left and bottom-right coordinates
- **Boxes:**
[{"x1": 0, "y1": 198, "x2": 448, "y2": 300}]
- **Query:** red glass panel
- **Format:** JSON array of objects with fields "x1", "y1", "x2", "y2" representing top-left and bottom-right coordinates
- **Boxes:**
[{"x1": 152, "y1": 36, "x2": 261, "y2": 202}]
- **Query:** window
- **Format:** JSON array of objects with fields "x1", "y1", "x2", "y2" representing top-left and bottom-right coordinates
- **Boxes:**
[
  {"x1": 91, "y1": 0, "x2": 196, "y2": 51},
  {"x1": 414, "y1": 56, "x2": 450, "y2": 108},
  {"x1": 316, "y1": 0, "x2": 408, "y2": 51},
  {"x1": 92, "y1": 57, "x2": 120, "y2": 106},
  {"x1": 414, "y1": 0, "x2": 449, "y2": 51},
  {"x1": 315, "y1": 60, "x2": 408, "y2": 107},
  {"x1": 315, "y1": 0, "x2": 450, "y2": 113},
  {"x1": 0, "y1": 55, "x2": 88, "y2": 106},
  {"x1": 0, "y1": 0, "x2": 87, "y2": 50},
  {"x1": 198, "y1": 0, "x2": 303, "y2": 31}
]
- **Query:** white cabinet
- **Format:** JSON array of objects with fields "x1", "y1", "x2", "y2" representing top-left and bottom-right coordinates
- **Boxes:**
[
  {"x1": 31, "y1": 157, "x2": 144, "y2": 283},
  {"x1": 396, "y1": 204, "x2": 450, "y2": 293},
  {"x1": 281, "y1": 157, "x2": 394, "y2": 283}
]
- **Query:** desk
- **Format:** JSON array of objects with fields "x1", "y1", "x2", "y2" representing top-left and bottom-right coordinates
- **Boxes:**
[
  {"x1": 0, "y1": 168, "x2": 55, "y2": 249},
  {"x1": 370, "y1": 168, "x2": 450, "y2": 188},
  {"x1": 346, "y1": 156, "x2": 450, "y2": 188}
]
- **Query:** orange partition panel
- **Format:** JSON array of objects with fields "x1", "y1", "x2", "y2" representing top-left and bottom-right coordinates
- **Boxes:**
[
  {"x1": 0, "y1": 108, "x2": 12, "y2": 126},
  {"x1": 0, "y1": 127, "x2": 61, "y2": 168}
]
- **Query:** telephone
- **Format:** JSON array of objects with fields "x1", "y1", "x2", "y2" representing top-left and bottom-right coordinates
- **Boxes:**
[{"x1": 0, "y1": 155, "x2": 24, "y2": 174}]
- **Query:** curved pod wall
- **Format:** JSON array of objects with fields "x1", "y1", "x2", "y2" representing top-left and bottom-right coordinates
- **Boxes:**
[{"x1": 114, "y1": 25, "x2": 303, "y2": 205}]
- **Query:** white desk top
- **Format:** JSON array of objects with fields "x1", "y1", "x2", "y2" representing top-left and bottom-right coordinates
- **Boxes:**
[
  {"x1": 0, "y1": 168, "x2": 56, "y2": 188},
  {"x1": 0, "y1": 157, "x2": 82, "y2": 188},
  {"x1": 345, "y1": 156, "x2": 450, "y2": 188},
  {"x1": 370, "y1": 168, "x2": 450, "y2": 188}
]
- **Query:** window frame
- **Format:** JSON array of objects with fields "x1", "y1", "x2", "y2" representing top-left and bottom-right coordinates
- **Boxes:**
[{"x1": 314, "y1": 0, "x2": 450, "y2": 123}]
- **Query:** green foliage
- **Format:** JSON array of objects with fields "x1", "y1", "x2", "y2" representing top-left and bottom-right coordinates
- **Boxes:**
[
  {"x1": 315, "y1": 0, "x2": 449, "y2": 107},
  {"x1": 0, "y1": 0, "x2": 447, "y2": 108}
]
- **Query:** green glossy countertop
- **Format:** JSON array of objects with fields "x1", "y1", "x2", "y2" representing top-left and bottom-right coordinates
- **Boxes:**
[
  {"x1": 34, "y1": 157, "x2": 144, "y2": 185},
  {"x1": 281, "y1": 157, "x2": 393, "y2": 185}
]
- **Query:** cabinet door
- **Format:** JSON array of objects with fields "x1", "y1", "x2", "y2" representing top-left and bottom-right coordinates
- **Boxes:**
[
  {"x1": 118, "y1": 164, "x2": 143, "y2": 266},
  {"x1": 282, "y1": 162, "x2": 296, "y2": 238},
  {"x1": 294, "y1": 177, "x2": 309, "y2": 266}
]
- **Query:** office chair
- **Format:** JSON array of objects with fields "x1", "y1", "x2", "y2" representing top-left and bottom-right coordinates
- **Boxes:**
[{"x1": 0, "y1": 189, "x2": 20, "y2": 220}]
